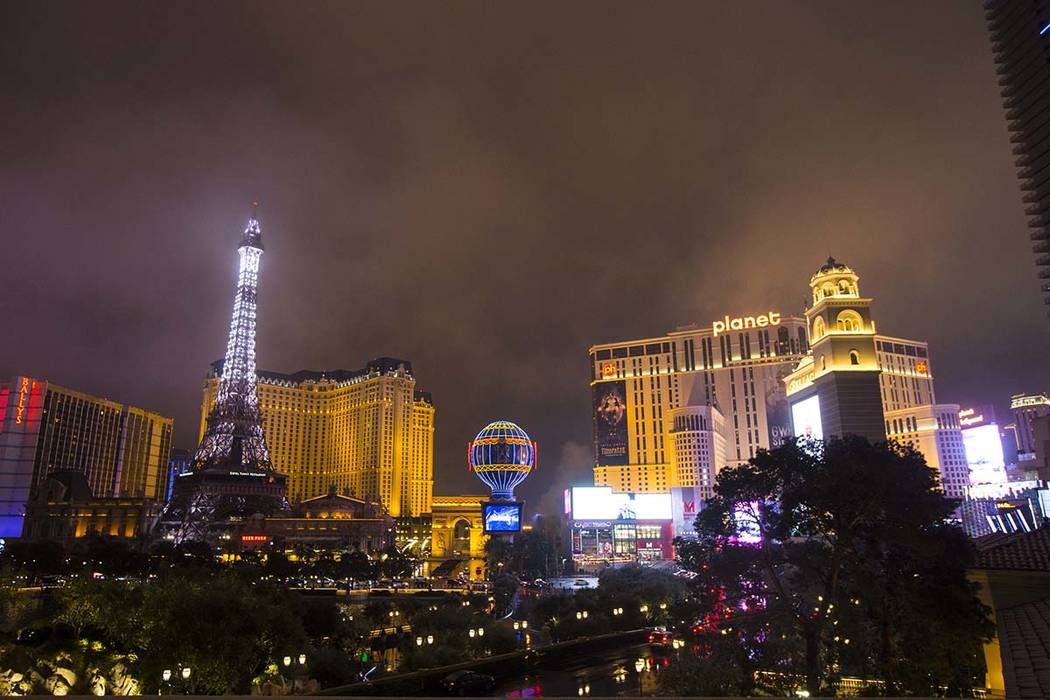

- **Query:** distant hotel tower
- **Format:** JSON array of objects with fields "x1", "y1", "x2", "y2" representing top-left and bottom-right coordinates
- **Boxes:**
[
  {"x1": 0, "y1": 378, "x2": 172, "y2": 536},
  {"x1": 984, "y1": 2, "x2": 1050, "y2": 309},
  {"x1": 159, "y1": 211, "x2": 289, "y2": 542},
  {"x1": 198, "y1": 357, "x2": 434, "y2": 516}
]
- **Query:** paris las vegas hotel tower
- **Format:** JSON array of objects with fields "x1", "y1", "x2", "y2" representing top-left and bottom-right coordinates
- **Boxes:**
[
  {"x1": 589, "y1": 258, "x2": 969, "y2": 501},
  {"x1": 198, "y1": 359, "x2": 434, "y2": 517}
]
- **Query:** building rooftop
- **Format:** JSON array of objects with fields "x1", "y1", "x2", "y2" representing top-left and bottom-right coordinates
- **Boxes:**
[
  {"x1": 975, "y1": 526, "x2": 1050, "y2": 572},
  {"x1": 997, "y1": 597, "x2": 1050, "y2": 698},
  {"x1": 209, "y1": 357, "x2": 421, "y2": 388}
]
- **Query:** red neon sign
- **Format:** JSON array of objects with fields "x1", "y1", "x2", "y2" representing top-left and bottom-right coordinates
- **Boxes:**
[
  {"x1": 15, "y1": 378, "x2": 29, "y2": 425},
  {"x1": 241, "y1": 534, "x2": 268, "y2": 543}
]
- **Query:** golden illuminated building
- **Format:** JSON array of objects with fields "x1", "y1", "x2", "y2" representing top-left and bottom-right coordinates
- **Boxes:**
[
  {"x1": 590, "y1": 314, "x2": 810, "y2": 494},
  {"x1": 0, "y1": 376, "x2": 172, "y2": 537},
  {"x1": 200, "y1": 357, "x2": 434, "y2": 517},
  {"x1": 590, "y1": 258, "x2": 965, "y2": 498},
  {"x1": 428, "y1": 494, "x2": 488, "y2": 580},
  {"x1": 786, "y1": 258, "x2": 967, "y2": 496}
]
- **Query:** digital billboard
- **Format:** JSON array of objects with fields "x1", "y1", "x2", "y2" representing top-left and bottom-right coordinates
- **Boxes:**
[
  {"x1": 791, "y1": 395, "x2": 823, "y2": 440},
  {"x1": 568, "y1": 486, "x2": 672, "y2": 521},
  {"x1": 593, "y1": 380, "x2": 628, "y2": 466},
  {"x1": 483, "y1": 502, "x2": 522, "y2": 533},
  {"x1": 961, "y1": 423, "x2": 1007, "y2": 486}
]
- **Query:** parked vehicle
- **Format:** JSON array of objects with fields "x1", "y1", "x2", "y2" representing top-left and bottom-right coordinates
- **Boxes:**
[{"x1": 440, "y1": 670, "x2": 496, "y2": 696}]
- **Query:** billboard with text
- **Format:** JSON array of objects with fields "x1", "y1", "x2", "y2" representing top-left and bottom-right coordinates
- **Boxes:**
[{"x1": 593, "y1": 380, "x2": 628, "y2": 466}]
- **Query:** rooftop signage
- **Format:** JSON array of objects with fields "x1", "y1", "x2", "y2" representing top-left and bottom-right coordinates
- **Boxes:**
[{"x1": 713, "y1": 311, "x2": 781, "y2": 337}]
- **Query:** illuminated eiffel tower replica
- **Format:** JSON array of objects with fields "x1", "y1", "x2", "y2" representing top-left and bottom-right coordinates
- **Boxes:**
[{"x1": 158, "y1": 208, "x2": 289, "y2": 543}]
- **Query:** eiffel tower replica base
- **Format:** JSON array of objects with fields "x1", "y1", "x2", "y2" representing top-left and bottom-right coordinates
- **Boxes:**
[{"x1": 158, "y1": 468, "x2": 290, "y2": 545}]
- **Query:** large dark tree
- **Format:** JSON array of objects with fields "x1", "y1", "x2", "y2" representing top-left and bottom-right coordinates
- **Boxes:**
[{"x1": 675, "y1": 436, "x2": 993, "y2": 697}]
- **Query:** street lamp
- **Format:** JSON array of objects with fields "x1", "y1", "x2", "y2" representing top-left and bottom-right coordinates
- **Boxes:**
[
  {"x1": 181, "y1": 667, "x2": 191, "y2": 681},
  {"x1": 416, "y1": 636, "x2": 423, "y2": 646},
  {"x1": 477, "y1": 627, "x2": 485, "y2": 637},
  {"x1": 298, "y1": 654, "x2": 307, "y2": 665},
  {"x1": 162, "y1": 670, "x2": 172, "y2": 683},
  {"x1": 469, "y1": 628, "x2": 476, "y2": 638},
  {"x1": 283, "y1": 656, "x2": 292, "y2": 667},
  {"x1": 427, "y1": 635, "x2": 434, "y2": 645}
]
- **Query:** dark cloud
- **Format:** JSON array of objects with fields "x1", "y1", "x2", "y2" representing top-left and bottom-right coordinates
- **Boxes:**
[{"x1": 0, "y1": 1, "x2": 1044, "y2": 508}]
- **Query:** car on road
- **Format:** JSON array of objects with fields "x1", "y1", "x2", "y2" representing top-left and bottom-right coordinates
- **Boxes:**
[
  {"x1": 648, "y1": 627, "x2": 673, "y2": 647},
  {"x1": 440, "y1": 670, "x2": 495, "y2": 695},
  {"x1": 572, "y1": 578, "x2": 590, "y2": 588}
]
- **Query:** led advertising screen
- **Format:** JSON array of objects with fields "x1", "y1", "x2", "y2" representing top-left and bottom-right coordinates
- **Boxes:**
[
  {"x1": 593, "y1": 380, "x2": 629, "y2": 466},
  {"x1": 962, "y1": 423, "x2": 1007, "y2": 486},
  {"x1": 483, "y1": 502, "x2": 522, "y2": 533},
  {"x1": 569, "y1": 486, "x2": 672, "y2": 521},
  {"x1": 791, "y1": 395, "x2": 823, "y2": 440}
]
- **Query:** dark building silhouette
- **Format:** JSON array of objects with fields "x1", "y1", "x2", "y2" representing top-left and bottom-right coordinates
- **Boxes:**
[{"x1": 985, "y1": 1, "x2": 1050, "y2": 310}]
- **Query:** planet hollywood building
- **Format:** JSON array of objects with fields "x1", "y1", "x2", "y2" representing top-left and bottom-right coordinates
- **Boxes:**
[{"x1": 587, "y1": 259, "x2": 968, "y2": 538}]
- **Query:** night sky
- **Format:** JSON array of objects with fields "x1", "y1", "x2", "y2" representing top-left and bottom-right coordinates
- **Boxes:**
[{"x1": 1, "y1": 2, "x2": 1044, "y2": 513}]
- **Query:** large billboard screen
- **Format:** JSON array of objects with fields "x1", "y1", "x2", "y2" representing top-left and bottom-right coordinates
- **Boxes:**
[
  {"x1": 962, "y1": 423, "x2": 1007, "y2": 486},
  {"x1": 593, "y1": 380, "x2": 628, "y2": 466},
  {"x1": 791, "y1": 395, "x2": 823, "y2": 440},
  {"x1": 569, "y1": 486, "x2": 672, "y2": 521},
  {"x1": 483, "y1": 502, "x2": 522, "y2": 533}
]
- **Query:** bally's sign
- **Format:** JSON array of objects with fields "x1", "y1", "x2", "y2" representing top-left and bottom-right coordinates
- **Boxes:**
[{"x1": 713, "y1": 311, "x2": 781, "y2": 337}]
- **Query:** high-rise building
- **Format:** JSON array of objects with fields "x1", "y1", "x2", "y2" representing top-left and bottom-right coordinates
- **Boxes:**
[
  {"x1": 667, "y1": 405, "x2": 726, "y2": 501},
  {"x1": 200, "y1": 357, "x2": 434, "y2": 517},
  {"x1": 1009, "y1": 393, "x2": 1050, "y2": 460},
  {"x1": 881, "y1": 404, "x2": 969, "y2": 499},
  {"x1": 589, "y1": 258, "x2": 965, "y2": 499},
  {"x1": 159, "y1": 211, "x2": 289, "y2": 543},
  {"x1": 590, "y1": 312, "x2": 809, "y2": 493},
  {"x1": 0, "y1": 377, "x2": 172, "y2": 536},
  {"x1": 984, "y1": 2, "x2": 1050, "y2": 309}
]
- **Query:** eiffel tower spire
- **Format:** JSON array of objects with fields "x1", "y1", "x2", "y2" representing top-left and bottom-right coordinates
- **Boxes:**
[
  {"x1": 192, "y1": 209, "x2": 272, "y2": 472},
  {"x1": 158, "y1": 207, "x2": 289, "y2": 543}
]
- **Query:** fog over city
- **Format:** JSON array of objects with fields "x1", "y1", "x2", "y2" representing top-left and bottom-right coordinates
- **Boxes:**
[{"x1": 0, "y1": 1, "x2": 1042, "y2": 508}]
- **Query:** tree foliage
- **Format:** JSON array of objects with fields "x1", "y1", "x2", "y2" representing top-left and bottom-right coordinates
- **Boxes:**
[{"x1": 675, "y1": 436, "x2": 993, "y2": 697}]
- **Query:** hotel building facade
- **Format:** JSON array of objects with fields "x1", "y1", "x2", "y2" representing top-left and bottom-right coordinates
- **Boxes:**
[
  {"x1": 0, "y1": 376, "x2": 173, "y2": 537},
  {"x1": 589, "y1": 259, "x2": 968, "y2": 501},
  {"x1": 199, "y1": 357, "x2": 434, "y2": 517}
]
